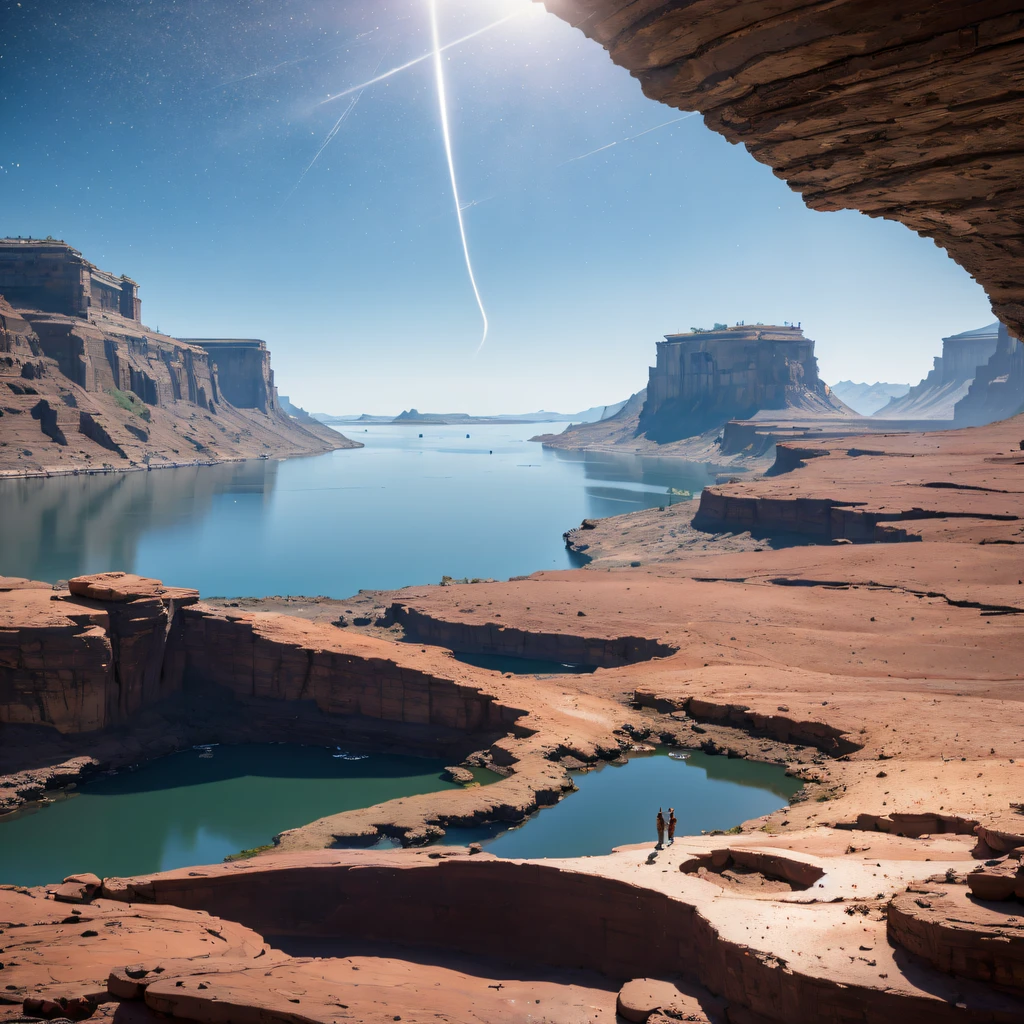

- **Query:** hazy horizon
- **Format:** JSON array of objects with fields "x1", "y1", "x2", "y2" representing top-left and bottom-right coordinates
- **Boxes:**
[{"x1": 2, "y1": 0, "x2": 994, "y2": 415}]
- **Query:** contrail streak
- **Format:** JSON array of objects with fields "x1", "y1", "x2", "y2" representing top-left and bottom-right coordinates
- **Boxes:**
[
  {"x1": 208, "y1": 30, "x2": 378, "y2": 93},
  {"x1": 283, "y1": 52, "x2": 388, "y2": 204},
  {"x1": 283, "y1": 97, "x2": 358, "y2": 202},
  {"x1": 559, "y1": 112, "x2": 700, "y2": 166},
  {"x1": 428, "y1": 0, "x2": 488, "y2": 351},
  {"x1": 317, "y1": 12, "x2": 520, "y2": 109}
]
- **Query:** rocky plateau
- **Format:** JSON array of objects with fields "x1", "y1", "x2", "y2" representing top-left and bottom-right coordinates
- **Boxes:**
[{"x1": 1, "y1": 412, "x2": 1023, "y2": 1022}]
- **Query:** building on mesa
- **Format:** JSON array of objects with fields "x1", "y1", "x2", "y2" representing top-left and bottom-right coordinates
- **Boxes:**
[
  {"x1": 638, "y1": 323, "x2": 844, "y2": 441},
  {"x1": 0, "y1": 238, "x2": 140, "y2": 321}
]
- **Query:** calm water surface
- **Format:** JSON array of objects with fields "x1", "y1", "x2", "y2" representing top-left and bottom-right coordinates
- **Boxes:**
[
  {"x1": 0, "y1": 744, "x2": 470, "y2": 886},
  {"x1": 444, "y1": 750, "x2": 802, "y2": 858},
  {"x1": 0, "y1": 747, "x2": 799, "y2": 883},
  {"x1": 0, "y1": 424, "x2": 715, "y2": 597}
]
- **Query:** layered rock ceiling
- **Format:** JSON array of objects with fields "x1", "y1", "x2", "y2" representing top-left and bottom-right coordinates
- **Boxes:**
[{"x1": 539, "y1": 1, "x2": 1024, "y2": 345}]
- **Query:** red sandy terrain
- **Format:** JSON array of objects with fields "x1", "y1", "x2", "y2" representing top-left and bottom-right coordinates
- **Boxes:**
[{"x1": 1, "y1": 417, "x2": 1023, "y2": 1022}]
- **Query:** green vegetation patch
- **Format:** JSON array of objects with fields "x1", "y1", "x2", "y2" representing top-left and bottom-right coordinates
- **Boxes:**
[
  {"x1": 223, "y1": 843, "x2": 274, "y2": 862},
  {"x1": 107, "y1": 388, "x2": 151, "y2": 421}
]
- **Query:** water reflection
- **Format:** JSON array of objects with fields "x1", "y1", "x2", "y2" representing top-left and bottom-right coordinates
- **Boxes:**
[
  {"x1": 0, "y1": 460, "x2": 278, "y2": 583},
  {"x1": 549, "y1": 447, "x2": 716, "y2": 493},
  {"x1": 0, "y1": 425, "x2": 714, "y2": 597},
  {"x1": 0, "y1": 744, "x2": 467, "y2": 886},
  {"x1": 442, "y1": 750, "x2": 801, "y2": 859}
]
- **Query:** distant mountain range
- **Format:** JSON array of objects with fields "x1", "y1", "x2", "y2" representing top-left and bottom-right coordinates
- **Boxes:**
[
  {"x1": 829, "y1": 380, "x2": 911, "y2": 416},
  {"x1": 311, "y1": 401, "x2": 629, "y2": 426}
]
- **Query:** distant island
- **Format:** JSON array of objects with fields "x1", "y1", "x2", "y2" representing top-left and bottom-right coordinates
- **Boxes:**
[{"x1": 312, "y1": 400, "x2": 630, "y2": 427}]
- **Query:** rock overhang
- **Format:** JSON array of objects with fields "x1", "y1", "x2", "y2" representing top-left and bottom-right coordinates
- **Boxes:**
[{"x1": 537, "y1": 1, "x2": 1024, "y2": 342}]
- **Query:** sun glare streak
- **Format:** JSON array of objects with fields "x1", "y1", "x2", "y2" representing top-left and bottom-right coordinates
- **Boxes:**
[
  {"x1": 559, "y1": 112, "x2": 700, "y2": 166},
  {"x1": 317, "y1": 12, "x2": 521, "y2": 109},
  {"x1": 428, "y1": 0, "x2": 489, "y2": 352}
]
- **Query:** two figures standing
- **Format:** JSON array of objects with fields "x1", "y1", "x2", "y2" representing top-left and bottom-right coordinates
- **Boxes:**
[{"x1": 656, "y1": 807, "x2": 676, "y2": 848}]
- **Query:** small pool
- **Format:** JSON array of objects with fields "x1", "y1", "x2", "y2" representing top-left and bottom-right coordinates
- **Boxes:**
[
  {"x1": 0, "y1": 744, "x2": 480, "y2": 886},
  {"x1": 443, "y1": 749, "x2": 802, "y2": 858},
  {"x1": 451, "y1": 652, "x2": 597, "y2": 675}
]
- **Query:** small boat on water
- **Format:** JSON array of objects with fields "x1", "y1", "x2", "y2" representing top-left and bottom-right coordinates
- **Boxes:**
[{"x1": 667, "y1": 751, "x2": 690, "y2": 760}]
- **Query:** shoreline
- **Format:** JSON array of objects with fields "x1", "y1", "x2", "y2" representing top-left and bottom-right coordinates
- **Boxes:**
[
  {"x1": 0, "y1": 435, "x2": 364, "y2": 482},
  {"x1": 0, "y1": 700, "x2": 813, "y2": 839}
]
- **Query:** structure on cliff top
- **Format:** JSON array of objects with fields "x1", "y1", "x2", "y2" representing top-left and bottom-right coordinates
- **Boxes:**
[
  {"x1": 0, "y1": 239, "x2": 140, "y2": 322},
  {"x1": 638, "y1": 324, "x2": 849, "y2": 441},
  {"x1": 876, "y1": 323, "x2": 1001, "y2": 420}
]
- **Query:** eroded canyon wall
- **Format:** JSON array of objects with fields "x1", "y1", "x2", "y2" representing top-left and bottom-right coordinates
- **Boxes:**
[
  {"x1": 877, "y1": 323, "x2": 1000, "y2": 420},
  {"x1": 954, "y1": 323, "x2": 1024, "y2": 426},
  {"x1": 0, "y1": 575, "x2": 197, "y2": 734},
  {"x1": 0, "y1": 242, "x2": 355, "y2": 475},
  {"x1": 180, "y1": 339, "x2": 278, "y2": 414},
  {"x1": 24, "y1": 310, "x2": 217, "y2": 411},
  {"x1": 0, "y1": 574, "x2": 523, "y2": 747},
  {"x1": 111, "y1": 856, "x2": 1002, "y2": 1024},
  {"x1": 165, "y1": 606, "x2": 523, "y2": 740},
  {"x1": 638, "y1": 324, "x2": 850, "y2": 440}
]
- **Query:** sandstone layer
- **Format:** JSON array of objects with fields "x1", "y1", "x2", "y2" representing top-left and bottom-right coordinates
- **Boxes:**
[
  {"x1": 0, "y1": 298, "x2": 356, "y2": 478},
  {"x1": 3, "y1": 829, "x2": 1022, "y2": 1024},
  {"x1": 692, "y1": 414, "x2": 1024, "y2": 543},
  {"x1": 0, "y1": 881, "x2": 627, "y2": 1024}
]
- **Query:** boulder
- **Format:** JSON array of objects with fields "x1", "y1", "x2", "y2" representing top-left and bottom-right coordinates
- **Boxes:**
[
  {"x1": 442, "y1": 765, "x2": 476, "y2": 785},
  {"x1": 51, "y1": 873, "x2": 102, "y2": 903},
  {"x1": 616, "y1": 978, "x2": 725, "y2": 1023},
  {"x1": 67, "y1": 572, "x2": 198, "y2": 604},
  {"x1": 967, "y1": 861, "x2": 1024, "y2": 902}
]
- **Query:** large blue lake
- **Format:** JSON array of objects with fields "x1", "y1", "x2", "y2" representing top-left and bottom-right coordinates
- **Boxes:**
[{"x1": 0, "y1": 424, "x2": 714, "y2": 597}]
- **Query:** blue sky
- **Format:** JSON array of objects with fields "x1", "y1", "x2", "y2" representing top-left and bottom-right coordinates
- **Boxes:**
[{"x1": 1, "y1": 0, "x2": 994, "y2": 414}]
